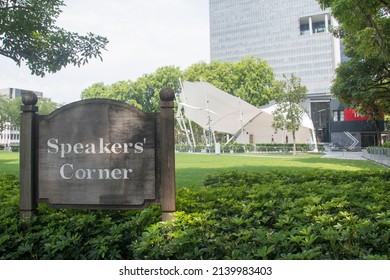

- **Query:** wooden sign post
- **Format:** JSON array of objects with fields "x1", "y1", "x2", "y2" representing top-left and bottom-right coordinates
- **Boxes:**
[
  {"x1": 19, "y1": 88, "x2": 176, "y2": 221},
  {"x1": 159, "y1": 88, "x2": 176, "y2": 221}
]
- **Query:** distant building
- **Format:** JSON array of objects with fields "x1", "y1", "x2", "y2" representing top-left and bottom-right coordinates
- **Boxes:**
[
  {"x1": 209, "y1": 0, "x2": 383, "y2": 147},
  {"x1": 0, "y1": 123, "x2": 20, "y2": 148},
  {"x1": 0, "y1": 87, "x2": 43, "y2": 99},
  {"x1": 0, "y1": 88, "x2": 43, "y2": 148}
]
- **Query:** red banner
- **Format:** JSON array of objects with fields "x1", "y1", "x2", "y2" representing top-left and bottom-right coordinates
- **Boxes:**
[{"x1": 344, "y1": 109, "x2": 370, "y2": 121}]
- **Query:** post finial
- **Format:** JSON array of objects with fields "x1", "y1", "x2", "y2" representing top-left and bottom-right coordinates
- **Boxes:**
[
  {"x1": 22, "y1": 91, "x2": 38, "y2": 106},
  {"x1": 159, "y1": 87, "x2": 175, "y2": 102}
]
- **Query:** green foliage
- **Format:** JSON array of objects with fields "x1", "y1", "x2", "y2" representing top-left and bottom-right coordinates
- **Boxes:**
[
  {"x1": 0, "y1": 95, "x2": 60, "y2": 130},
  {"x1": 134, "y1": 169, "x2": 389, "y2": 260},
  {"x1": 0, "y1": 174, "x2": 161, "y2": 259},
  {"x1": 175, "y1": 143, "x2": 324, "y2": 154},
  {"x1": 1, "y1": 169, "x2": 389, "y2": 260},
  {"x1": 317, "y1": 0, "x2": 390, "y2": 61},
  {"x1": 316, "y1": 0, "x2": 390, "y2": 118},
  {"x1": 81, "y1": 57, "x2": 276, "y2": 113},
  {"x1": 331, "y1": 50, "x2": 390, "y2": 119},
  {"x1": 0, "y1": 96, "x2": 20, "y2": 129},
  {"x1": 272, "y1": 74, "x2": 308, "y2": 155},
  {"x1": 0, "y1": 0, "x2": 108, "y2": 76},
  {"x1": 183, "y1": 56, "x2": 276, "y2": 107},
  {"x1": 81, "y1": 66, "x2": 182, "y2": 112}
]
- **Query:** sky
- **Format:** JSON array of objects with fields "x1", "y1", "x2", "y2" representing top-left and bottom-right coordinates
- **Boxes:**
[{"x1": 0, "y1": 0, "x2": 210, "y2": 104}]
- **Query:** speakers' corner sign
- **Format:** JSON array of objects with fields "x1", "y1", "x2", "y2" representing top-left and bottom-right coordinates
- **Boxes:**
[{"x1": 19, "y1": 88, "x2": 176, "y2": 221}]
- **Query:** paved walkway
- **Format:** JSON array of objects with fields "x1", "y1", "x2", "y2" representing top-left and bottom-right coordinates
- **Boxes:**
[
  {"x1": 322, "y1": 150, "x2": 390, "y2": 167},
  {"x1": 362, "y1": 149, "x2": 390, "y2": 167},
  {"x1": 322, "y1": 151, "x2": 365, "y2": 160}
]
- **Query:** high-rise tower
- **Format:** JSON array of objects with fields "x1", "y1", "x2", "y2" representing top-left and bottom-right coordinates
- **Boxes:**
[{"x1": 209, "y1": 0, "x2": 382, "y2": 146}]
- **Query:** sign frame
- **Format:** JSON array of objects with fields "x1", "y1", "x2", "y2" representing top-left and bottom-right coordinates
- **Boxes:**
[{"x1": 19, "y1": 88, "x2": 176, "y2": 221}]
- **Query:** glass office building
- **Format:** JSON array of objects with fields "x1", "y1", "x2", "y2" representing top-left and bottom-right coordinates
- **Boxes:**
[
  {"x1": 209, "y1": 0, "x2": 382, "y2": 146},
  {"x1": 210, "y1": 0, "x2": 340, "y2": 98}
]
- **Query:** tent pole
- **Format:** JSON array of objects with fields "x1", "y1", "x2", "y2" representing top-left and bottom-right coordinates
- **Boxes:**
[
  {"x1": 176, "y1": 84, "x2": 193, "y2": 149},
  {"x1": 188, "y1": 119, "x2": 196, "y2": 148},
  {"x1": 176, "y1": 104, "x2": 191, "y2": 147},
  {"x1": 178, "y1": 78, "x2": 197, "y2": 149},
  {"x1": 239, "y1": 98, "x2": 245, "y2": 143},
  {"x1": 224, "y1": 134, "x2": 236, "y2": 146},
  {"x1": 202, "y1": 80, "x2": 212, "y2": 154}
]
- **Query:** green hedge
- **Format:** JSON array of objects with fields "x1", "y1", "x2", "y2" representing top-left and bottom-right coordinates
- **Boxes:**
[
  {"x1": 134, "y1": 170, "x2": 389, "y2": 259},
  {"x1": 1, "y1": 170, "x2": 389, "y2": 259},
  {"x1": 176, "y1": 143, "x2": 325, "y2": 153},
  {"x1": 0, "y1": 174, "x2": 161, "y2": 259}
]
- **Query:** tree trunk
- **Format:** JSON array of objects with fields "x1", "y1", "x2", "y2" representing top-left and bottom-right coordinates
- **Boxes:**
[
  {"x1": 375, "y1": 120, "x2": 382, "y2": 146},
  {"x1": 292, "y1": 131, "x2": 297, "y2": 156}
]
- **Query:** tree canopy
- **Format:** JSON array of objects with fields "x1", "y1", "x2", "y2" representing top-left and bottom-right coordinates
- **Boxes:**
[
  {"x1": 332, "y1": 51, "x2": 390, "y2": 118},
  {"x1": 183, "y1": 56, "x2": 276, "y2": 107},
  {"x1": 316, "y1": 0, "x2": 390, "y2": 134},
  {"x1": 317, "y1": 0, "x2": 390, "y2": 60},
  {"x1": 0, "y1": 0, "x2": 108, "y2": 76},
  {"x1": 81, "y1": 66, "x2": 182, "y2": 112},
  {"x1": 82, "y1": 57, "x2": 277, "y2": 113},
  {"x1": 331, "y1": 50, "x2": 389, "y2": 144},
  {"x1": 0, "y1": 95, "x2": 59, "y2": 131}
]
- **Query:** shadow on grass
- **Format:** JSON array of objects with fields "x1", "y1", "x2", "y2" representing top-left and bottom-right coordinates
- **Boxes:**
[{"x1": 292, "y1": 156, "x2": 383, "y2": 169}]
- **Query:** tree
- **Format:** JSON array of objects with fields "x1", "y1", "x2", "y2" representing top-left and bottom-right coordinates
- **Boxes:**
[
  {"x1": 272, "y1": 74, "x2": 308, "y2": 155},
  {"x1": 331, "y1": 52, "x2": 390, "y2": 145},
  {"x1": 81, "y1": 66, "x2": 182, "y2": 112},
  {"x1": 317, "y1": 0, "x2": 390, "y2": 145},
  {"x1": 183, "y1": 56, "x2": 276, "y2": 107},
  {"x1": 0, "y1": 95, "x2": 59, "y2": 132},
  {"x1": 80, "y1": 82, "x2": 110, "y2": 99},
  {"x1": 183, "y1": 60, "x2": 237, "y2": 95},
  {"x1": 0, "y1": 0, "x2": 108, "y2": 76},
  {"x1": 0, "y1": 96, "x2": 20, "y2": 133},
  {"x1": 317, "y1": 0, "x2": 390, "y2": 61},
  {"x1": 37, "y1": 96, "x2": 61, "y2": 115},
  {"x1": 132, "y1": 65, "x2": 181, "y2": 112}
]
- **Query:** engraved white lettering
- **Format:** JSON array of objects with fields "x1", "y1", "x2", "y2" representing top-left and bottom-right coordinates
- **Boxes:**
[
  {"x1": 60, "y1": 163, "x2": 73, "y2": 179},
  {"x1": 50, "y1": 138, "x2": 145, "y2": 180},
  {"x1": 47, "y1": 138, "x2": 147, "y2": 158},
  {"x1": 84, "y1": 143, "x2": 96, "y2": 154},
  {"x1": 73, "y1": 143, "x2": 84, "y2": 154},
  {"x1": 111, "y1": 143, "x2": 122, "y2": 154},
  {"x1": 99, "y1": 138, "x2": 112, "y2": 154},
  {"x1": 60, "y1": 143, "x2": 72, "y2": 158},
  {"x1": 47, "y1": 138, "x2": 59, "y2": 154},
  {"x1": 59, "y1": 163, "x2": 133, "y2": 180}
]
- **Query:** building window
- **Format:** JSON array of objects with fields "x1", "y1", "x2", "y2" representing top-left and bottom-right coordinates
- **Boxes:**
[
  {"x1": 313, "y1": 21, "x2": 325, "y2": 33},
  {"x1": 333, "y1": 110, "x2": 344, "y2": 122},
  {"x1": 300, "y1": 18, "x2": 310, "y2": 35},
  {"x1": 300, "y1": 14, "x2": 330, "y2": 35},
  {"x1": 340, "y1": 110, "x2": 344, "y2": 121}
]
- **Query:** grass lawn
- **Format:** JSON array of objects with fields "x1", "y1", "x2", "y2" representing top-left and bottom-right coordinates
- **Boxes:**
[
  {"x1": 0, "y1": 150, "x2": 384, "y2": 188},
  {"x1": 175, "y1": 152, "x2": 384, "y2": 188},
  {"x1": 0, "y1": 151, "x2": 19, "y2": 176}
]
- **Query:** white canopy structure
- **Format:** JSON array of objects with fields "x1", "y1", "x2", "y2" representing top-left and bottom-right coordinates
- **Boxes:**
[
  {"x1": 177, "y1": 80, "x2": 317, "y2": 149},
  {"x1": 236, "y1": 102, "x2": 317, "y2": 148}
]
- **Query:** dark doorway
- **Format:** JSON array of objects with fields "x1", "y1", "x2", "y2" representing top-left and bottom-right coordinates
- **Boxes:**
[{"x1": 311, "y1": 101, "x2": 331, "y2": 142}]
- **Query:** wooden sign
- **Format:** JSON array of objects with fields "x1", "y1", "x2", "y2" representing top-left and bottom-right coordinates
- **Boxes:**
[{"x1": 19, "y1": 89, "x2": 176, "y2": 220}]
